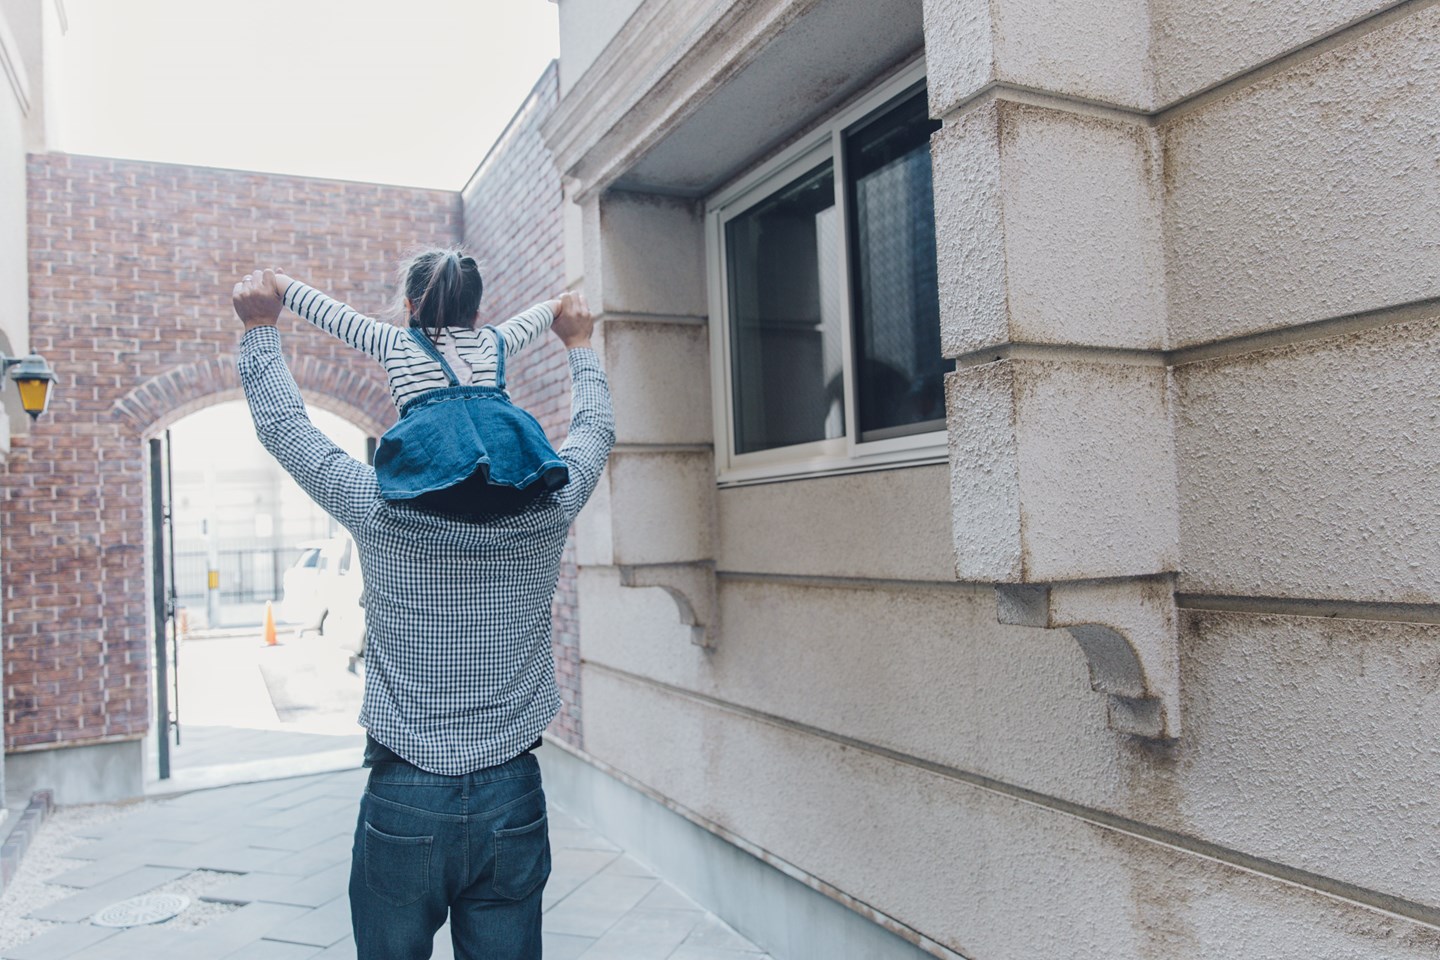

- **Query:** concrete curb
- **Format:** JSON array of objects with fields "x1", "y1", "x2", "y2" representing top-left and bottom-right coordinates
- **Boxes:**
[{"x1": 0, "y1": 790, "x2": 55, "y2": 892}]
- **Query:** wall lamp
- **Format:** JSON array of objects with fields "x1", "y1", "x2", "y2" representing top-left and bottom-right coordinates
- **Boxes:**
[{"x1": 2, "y1": 353, "x2": 57, "y2": 420}]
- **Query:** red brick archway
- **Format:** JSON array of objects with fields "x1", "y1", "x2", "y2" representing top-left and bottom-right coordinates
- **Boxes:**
[
  {"x1": 3, "y1": 153, "x2": 459, "y2": 753},
  {"x1": 115, "y1": 356, "x2": 393, "y2": 440}
]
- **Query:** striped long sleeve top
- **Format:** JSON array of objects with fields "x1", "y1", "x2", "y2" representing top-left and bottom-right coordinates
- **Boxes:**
[{"x1": 281, "y1": 280, "x2": 555, "y2": 412}]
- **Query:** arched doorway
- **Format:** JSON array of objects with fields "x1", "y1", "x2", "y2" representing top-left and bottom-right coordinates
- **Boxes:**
[{"x1": 150, "y1": 400, "x2": 376, "y2": 788}]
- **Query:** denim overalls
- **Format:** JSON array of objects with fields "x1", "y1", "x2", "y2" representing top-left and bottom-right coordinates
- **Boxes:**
[{"x1": 372, "y1": 326, "x2": 568, "y2": 514}]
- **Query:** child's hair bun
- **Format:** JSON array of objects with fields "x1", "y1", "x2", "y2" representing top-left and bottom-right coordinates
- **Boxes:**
[{"x1": 399, "y1": 248, "x2": 484, "y2": 337}]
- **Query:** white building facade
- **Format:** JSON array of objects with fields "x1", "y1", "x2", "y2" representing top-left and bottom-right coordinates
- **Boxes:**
[
  {"x1": 540, "y1": 1, "x2": 1440, "y2": 957},
  {"x1": 0, "y1": 0, "x2": 65, "y2": 813}
]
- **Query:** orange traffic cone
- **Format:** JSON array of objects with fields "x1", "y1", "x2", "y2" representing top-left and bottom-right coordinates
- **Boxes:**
[{"x1": 263, "y1": 600, "x2": 278, "y2": 647}]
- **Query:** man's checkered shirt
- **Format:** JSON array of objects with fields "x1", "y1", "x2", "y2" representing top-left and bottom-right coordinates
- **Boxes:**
[{"x1": 238, "y1": 325, "x2": 615, "y2": 775}]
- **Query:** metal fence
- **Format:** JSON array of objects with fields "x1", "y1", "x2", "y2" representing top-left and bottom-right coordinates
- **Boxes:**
[{"x1": 173, "y1": 544, "x2": 308, "y2": 608}]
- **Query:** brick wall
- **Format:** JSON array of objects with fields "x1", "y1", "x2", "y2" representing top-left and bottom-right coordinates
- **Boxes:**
[
  {"x1": 459, "y1": 63, "x2": 582, "y2": 747},
  {"x1": 5, "y1": 153, "x2": 460, "y2": 751}
]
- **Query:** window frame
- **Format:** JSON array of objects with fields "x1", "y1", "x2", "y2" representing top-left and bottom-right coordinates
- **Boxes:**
[{"x1": 706, "y1": 60, "x2": 946, "y2": 487}]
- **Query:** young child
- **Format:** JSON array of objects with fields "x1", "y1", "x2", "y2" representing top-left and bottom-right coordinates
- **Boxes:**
[{"x1": 271, "y1": 249, "x2": 571, "y2": 514}]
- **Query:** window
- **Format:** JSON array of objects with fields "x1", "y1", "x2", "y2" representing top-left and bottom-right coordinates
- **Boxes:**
[
  {"x1": 725, "y1": 161, "x2": 843, "y2": 455},
  {"x1": 709, "y1": 65, "x2": 946, "y2": 483}
]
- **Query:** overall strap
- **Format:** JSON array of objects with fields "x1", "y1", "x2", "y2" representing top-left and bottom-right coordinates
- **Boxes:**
[
  {"x1": 486, "y1": 325, "x2": 507, "y2": 390},
  {"x1": 407, "y1": 327, "x2": 460, "y2": 387}
]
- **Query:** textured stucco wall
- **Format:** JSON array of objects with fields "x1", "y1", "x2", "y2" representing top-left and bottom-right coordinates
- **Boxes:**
[
  {"x1": 922, "y1": 0, "x2": 1153, "y2": 114},
  {"x1": 1149, "y1": 0, "x2": 1401, "y2": 105},
  {"x1": 583, "y1": 658, "x2": 1440, "y2": 959},
  {"x1": 553, "y1": 0, "x2": 1440, "y2": 957},
  {"x1": 1175, "y1": 315, "x2": 1440, "y2": 603},
  {"x1": 1161, "y1": 5, "x2": 1439, "y2": 346},
  {"x1": 581, "y1": 569, "x2": 1440, "y2": 910}
]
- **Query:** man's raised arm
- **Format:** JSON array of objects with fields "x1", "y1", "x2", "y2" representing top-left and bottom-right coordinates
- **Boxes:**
[
  {"x1": 550, "y1": 292, "x2": 615, "y2": 521},
  {"x1": 232, "y1": 270, "x2": 379, "y2": 532}
]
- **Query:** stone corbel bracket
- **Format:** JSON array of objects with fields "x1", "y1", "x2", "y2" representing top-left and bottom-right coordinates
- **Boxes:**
[
  {"x1": 996, "y1": 576, "x2": 1180, "y2": 740},
  {"x1": 618, "y1": 561, "x2": 718, "y2": 649}
]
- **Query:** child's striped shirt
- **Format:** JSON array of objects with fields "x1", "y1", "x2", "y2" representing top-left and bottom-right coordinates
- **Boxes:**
[{"x1": 282, "y1": 281, "x2": 554, "y2": 411}]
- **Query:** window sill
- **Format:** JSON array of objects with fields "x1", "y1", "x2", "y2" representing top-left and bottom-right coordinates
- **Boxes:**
[{"x1": 716, "y1": 443, "x2": 948, "y2": 488}]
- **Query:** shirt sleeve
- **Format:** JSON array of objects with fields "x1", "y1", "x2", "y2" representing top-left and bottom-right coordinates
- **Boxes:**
[
  {"x1": 284, "y1": 280, "x2": 403, "y2": 362},
  {"x1": 555, "y1": 347, "x2": 617, "y2": 523},
  {"x1": 492, "y1": 303, "x2": 556, "y2": 360},
  {"x1": 237, "y1": 325, "x2": 381, "y2": 532}
]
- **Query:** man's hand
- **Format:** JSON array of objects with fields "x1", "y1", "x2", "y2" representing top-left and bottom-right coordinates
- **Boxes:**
[
  {"x1": 551, "y1": 291, "x2": 594, "y2": 350},
  {"x1": 232, "y1": 269, "x2": 284, "y2": 330}
]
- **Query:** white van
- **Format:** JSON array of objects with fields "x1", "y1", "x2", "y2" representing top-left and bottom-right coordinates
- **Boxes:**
[
  {"x1": 324, "y1": 537, "x2": 367, "y2": 658},
  {"x1": 281, "y1": 536, "x2": 364, "y2": 642}
]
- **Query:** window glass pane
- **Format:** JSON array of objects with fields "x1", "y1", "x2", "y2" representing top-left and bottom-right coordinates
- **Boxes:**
[
  {"x1": 845, "y1": 90, "x2": 945, "y2": 442},
  {"x1": 725, "y1": 161, "x2": 843, "y2": 455}
]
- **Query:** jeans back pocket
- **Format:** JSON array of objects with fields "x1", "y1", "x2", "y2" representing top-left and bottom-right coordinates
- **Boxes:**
[
  {"x1": 492, "y1": 814, "x2": 551, "y2": 901},
  {"x1": 364, "y1": 822, "x2": 433, "y2": 907}
]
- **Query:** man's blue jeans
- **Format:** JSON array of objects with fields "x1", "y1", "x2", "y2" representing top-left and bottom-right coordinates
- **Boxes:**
[{"x1": 349, "y1": 748, "x2": 551, "y2": 959}]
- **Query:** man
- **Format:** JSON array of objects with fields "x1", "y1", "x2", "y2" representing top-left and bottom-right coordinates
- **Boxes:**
[{"x1": 231, "y1": 269, "x2": 613, "y2": 960}]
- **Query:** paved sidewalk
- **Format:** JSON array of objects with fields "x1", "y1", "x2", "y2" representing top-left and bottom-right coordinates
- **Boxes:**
[
  {"x1": 146, "y1": 631, "x2": 367, "y2": 796},
  {"x1": 1, "y1": 767, "x2": 771, "y2": 960}
]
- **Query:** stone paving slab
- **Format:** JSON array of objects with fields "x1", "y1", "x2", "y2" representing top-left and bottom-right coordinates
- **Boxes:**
[
  {"x1": 63, "y1": 926, "x2": 182, "y2": 960},
  {"x1": 224, "y1": 939, "x2": 323, "y2": 959},
  {"x1": 268, "y1": 836, "x2": 351, "y2": 879},
  {"x1": 598, "y1": 852, "x2": 659, "y2": 879},
  {"x1": 254, "y1": 783, "x2": 346, "y2": 812},
  {"x1": 251, "y1": 818, "x2": 352, "y2": 853},
  {"x1": 2, "y1": 768, "x2": 772, "y2": 960},
  {"x1": 27, "y1": 865, "x2": 189, "y2": 922},
  {"x1": 669, "y1": 947, "x2": 769, "y2": 960},
  {"x1": 256, "y1": 864, "x2": 350, "y2": 909},
  {"x1": 46, "y1": 856, "x2": 152, "y2": 890},
  {"x1": 74, "y1": 817, "x2": 216, "y2": 845},
  {"x1": 543, "y1": 871, "x2": 663, "y2": 937},
  {"x1": 312, "y1": 938, "x2": 356, "y2": 959},
  {"x1": 684, "y1": 915, "x2": 769, "y2": 952},
  {"x1": 264, "y1": 895, "x2": 351, "y2": 948},
  {"x1": 576, "y1": 906, "x2": 706, "y2": 959},
  {"x1": 250, "y1": 797, "x2": 354, "y2": 831},
  {"x1": 639, "y1": 882, "x2": 706, "y2": 912},
  {"x1": 146, "y1": 837, "x2": 290, "y2": 873},
  {"x1": 544, "y1": 847, "x2": 623, "y2": 909},
  {"x1": 543, "y1": 931, "x2": 597, "y2": 959},
  {"x1": 178, "y1": 901, "x2": 313, "y2": 955},
  {"x1": 202, "y1": 870, "x2": 317, "y2": 906},
  {"x1": 0, "y1": 922, "x2": 120, "y2": 960},
  {"x1": 549, "y1": 824, "x2": 621, "y2": 852},
  {"x1": 62, "y1": 836, "x2": 188, "y2": 862}
]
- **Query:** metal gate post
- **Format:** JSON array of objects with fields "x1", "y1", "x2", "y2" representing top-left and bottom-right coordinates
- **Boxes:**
[{"x1": 149, "y1": 438, "x2": 171, "y2": 780}]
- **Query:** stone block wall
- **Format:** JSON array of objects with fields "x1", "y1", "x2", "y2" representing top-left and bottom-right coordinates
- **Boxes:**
[
  {"x1": 545, "y1": 0, "x2": 1440, "y2": 957},
  {"x1": 5, "y1": 153, "x2": 458, "y2": 754}
]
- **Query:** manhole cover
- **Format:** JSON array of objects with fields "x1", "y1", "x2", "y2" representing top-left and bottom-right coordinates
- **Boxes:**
[{"x1": 92, "y1": 893, "x2": 191, "y2": 928}]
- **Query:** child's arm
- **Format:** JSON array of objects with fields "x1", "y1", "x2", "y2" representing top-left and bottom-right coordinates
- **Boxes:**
[
  {"x1": 492, "y1": 301, "x2": 560, "y2": 359},
  {"x1": 276, "y1": 273, "x2": 403, "y2": 362}
]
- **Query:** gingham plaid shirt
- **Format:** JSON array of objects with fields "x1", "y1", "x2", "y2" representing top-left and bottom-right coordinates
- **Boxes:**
[{"x1": 237, "y1": 324, "x2": 614, "y2": 775}]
